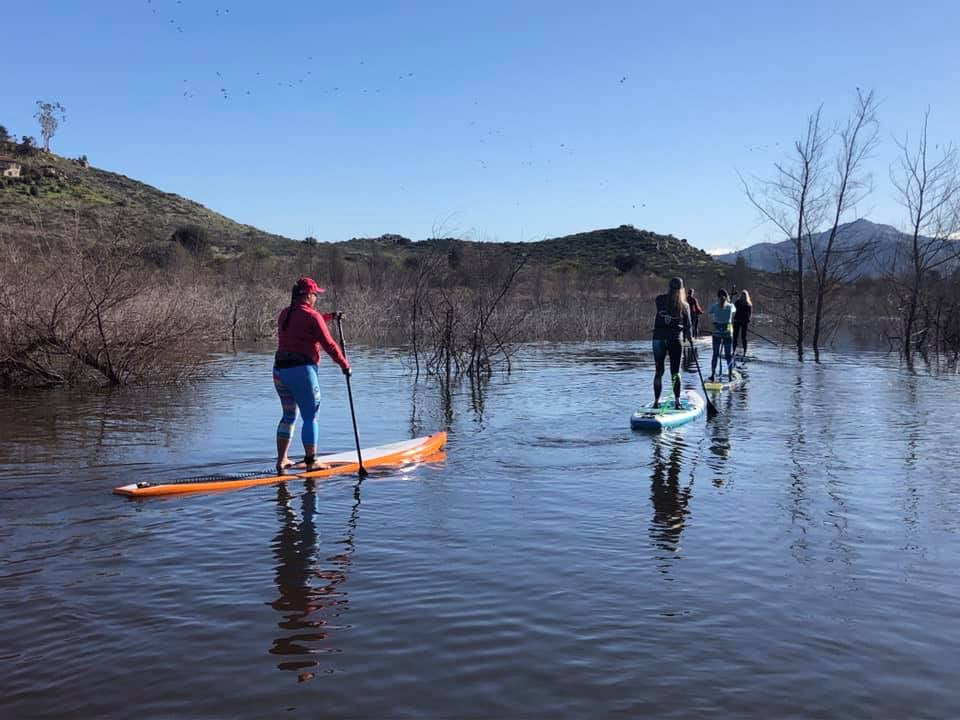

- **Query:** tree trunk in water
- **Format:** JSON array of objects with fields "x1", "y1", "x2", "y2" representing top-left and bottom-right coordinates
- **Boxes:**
[
  {"x1": 795, "y1": 232, "x2": 805, "y2": 361},
  {"x1": 410, "y1": 296, "x2": 419, "y2": 378},
  {"x1": 812, "y1": 283, "x2": 825, "y2": 354},
  {"x1": 904, "y1": 223, "x2": 923, "y2": 367},
  {"x1": 904, "y1": 281, "x2": 919, "y2": 368}
]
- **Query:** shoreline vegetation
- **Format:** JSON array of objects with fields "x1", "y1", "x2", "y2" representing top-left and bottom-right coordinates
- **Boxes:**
[
  {"x1": 1, "y1": 139, "x2": 958, "y2": 390},
  {"x1": 0, "y1": 213, "x2": 738, "y2": 388}
]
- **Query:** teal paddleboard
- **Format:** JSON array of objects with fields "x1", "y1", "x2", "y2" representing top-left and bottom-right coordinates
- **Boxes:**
[{"x1": 631, "y1": 389, "x2": 705, "y2": 431}]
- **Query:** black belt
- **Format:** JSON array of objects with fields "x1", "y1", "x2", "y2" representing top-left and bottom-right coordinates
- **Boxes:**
[{"x1": 274, "y1": 350, "x2": 313, "y2": 369}]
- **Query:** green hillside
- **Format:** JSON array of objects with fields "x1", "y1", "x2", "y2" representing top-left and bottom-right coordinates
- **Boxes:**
[
  {"x1": 0, "y1": 143, "x2": 290, "y2": 254},
  {"x1": 0, "y1": 143, "x2": 732, "y2": 279}
]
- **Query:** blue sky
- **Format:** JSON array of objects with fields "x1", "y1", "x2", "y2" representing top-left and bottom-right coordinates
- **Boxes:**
[{"x1": 4, "y1": 0, "x2": 958, "y2": 252}]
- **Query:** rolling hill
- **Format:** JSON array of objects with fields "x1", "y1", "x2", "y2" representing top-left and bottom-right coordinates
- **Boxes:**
[
  {"x1": 0, "y1": 144, "x2": 731, "y2": 278},
  {"x1": 0, "y1": 142, "x2": 292, "y2": 254}
]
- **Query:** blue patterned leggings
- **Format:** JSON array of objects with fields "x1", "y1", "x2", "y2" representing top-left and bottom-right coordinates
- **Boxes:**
[
  {"x1": 273, "y1": 365, "x2": 321, "y2": 448},
  {"x1": 711, "y1": 335, "x2": 733, "y2": 375}
]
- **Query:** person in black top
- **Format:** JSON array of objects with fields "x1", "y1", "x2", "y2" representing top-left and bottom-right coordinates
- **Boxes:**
[
  {"x1": 652, "y1": 277, "x2": 693, "y2": 409},
  {"x1": 686, "y1": 287, "x2": 703, "y2": 337},
  {"x1": 733, "y1": 289, "x2": 753, "y2": 360}
]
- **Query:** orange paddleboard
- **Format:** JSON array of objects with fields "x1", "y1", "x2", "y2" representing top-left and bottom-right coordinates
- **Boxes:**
[{"x1": 114, "y1": 432, "x2": 448, "y2": 498}]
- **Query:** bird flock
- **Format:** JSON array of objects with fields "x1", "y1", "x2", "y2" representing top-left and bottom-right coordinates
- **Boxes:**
[
  {"x1": 145, "y1": 1, "x2": 418, "y2": 103},
  {"x1": 137, "y1": 1, "x2": 767, "y2": 215}
]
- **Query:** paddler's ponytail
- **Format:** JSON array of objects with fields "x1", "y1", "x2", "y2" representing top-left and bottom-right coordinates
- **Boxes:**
[{"x1": 281, "y1": 289, "x2": 300, "y2": 331}]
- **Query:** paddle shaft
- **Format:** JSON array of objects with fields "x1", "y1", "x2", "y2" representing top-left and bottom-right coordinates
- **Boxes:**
[
  {"x1": 748, "y1": 327, "x2": 778, "y2": 346},
  {"x1": 687, "y1": 336, "x2": 718, "y2": 417},
  {"x1": 336, "y1": 316, "x2": 368, "y2": 477}
]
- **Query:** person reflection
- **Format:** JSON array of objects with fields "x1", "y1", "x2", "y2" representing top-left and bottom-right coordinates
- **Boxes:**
[
  {"x1": 270, "y1": 480, "x2": 355, "y2": 679},
  {"x1": 703, "y1": 394, "x2": 733, "y2": 486},
  {"x1": 649, "y1": 434, "x2": 691, "y2": 553}
]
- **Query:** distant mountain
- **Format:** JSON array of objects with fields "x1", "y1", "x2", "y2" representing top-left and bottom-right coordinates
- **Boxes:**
[{"x1": 714, "y1": 219, "x2": 959, "y2": 278}]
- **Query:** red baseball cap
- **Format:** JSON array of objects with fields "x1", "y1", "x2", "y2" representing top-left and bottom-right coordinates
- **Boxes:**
[{"x1": 293, "y1": 277, "x2": 325, "y2": 295}]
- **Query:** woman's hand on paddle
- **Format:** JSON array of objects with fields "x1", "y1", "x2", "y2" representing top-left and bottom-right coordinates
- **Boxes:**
[
  {"x1": 342, "y1": 364, "x2": 352, "y2": 377},
  {"x1": 334, "y1": 311, "x2": 345, "y2": 320}
]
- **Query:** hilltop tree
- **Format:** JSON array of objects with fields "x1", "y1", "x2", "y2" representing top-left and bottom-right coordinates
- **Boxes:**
[
  {"x1": 0, "y1": 124, "x2": 10, "y2": 142},
  {"x1": 34, "y1": 100, "x2": 67, "y2": 152},
  {"x1": 300, "y1": 236, "x2": 319, "y2": 277}
]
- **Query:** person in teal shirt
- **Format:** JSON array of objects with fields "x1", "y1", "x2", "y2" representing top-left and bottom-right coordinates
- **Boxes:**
[{"x1": 707, "y1": 288, "x2": 736, "y2": 381}]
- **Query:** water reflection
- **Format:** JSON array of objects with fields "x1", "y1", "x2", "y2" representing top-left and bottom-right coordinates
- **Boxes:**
[
  {"x1": 409, "y1": 377, "x2": 454, "y2": 434},
  {"x1": 0, "y1": 378, "x2": 218, "y2": 469},
  {"x1": 649, "y1": 434, "x2": 692, "y2": 556},
  {"x1": 897, "y1": 376, "x2": 923, "y2": 539},
  {"x1": 681, "y1": 349, "x2": 734, "y2": 487},
  {"x1": 556, "y1": 346, "x2": 648, "y2": 372},
  {"x1": 808, "y1": 364, "x2": 857, "y2": 576},
  {"x1": 408, "y1": 372, "x2": 490, "y2": 432},
  {"x1": 469, "y1": 373, "x2": 488, "y2": 420},
  {"x1": 785, "y1": 375, "x2": 812, "y2": 564},
  {"x1": 900, "y1": 375, "x2": 921, "y2": 470},
  {"x1": 269, "y1": 479, "x2": 360, "y2": 679},
  {"x1": 703, "y1": 395, "x2": 735, "y2": 487}
]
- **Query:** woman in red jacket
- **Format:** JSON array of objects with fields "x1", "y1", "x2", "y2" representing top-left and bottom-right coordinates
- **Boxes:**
[
  {"x1": 274, "y1": 277, "x2": 351, "y2": 472},
  {"x1": 686, "y1": 287, "x2": 703, "y2": 338}
]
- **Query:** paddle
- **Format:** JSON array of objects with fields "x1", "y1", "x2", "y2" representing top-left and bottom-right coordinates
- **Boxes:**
[
  {"x1": 687, "y1": 335, "x2": 718, "y2": 418},
  {"x1": 335, "y1": 315, "x2": 368, "y2": 478}
]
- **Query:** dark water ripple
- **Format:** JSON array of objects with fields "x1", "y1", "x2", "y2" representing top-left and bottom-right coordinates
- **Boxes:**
[{"x1": 1, "y1": 343, "x2": 959, "y2": 718}]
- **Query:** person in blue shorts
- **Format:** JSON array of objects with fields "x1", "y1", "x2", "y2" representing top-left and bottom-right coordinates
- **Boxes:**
[
  {"x1": 707, "y1": 288, "x2": 736, "y2": 382},
  {"x1": 652, "y1": 277, "x2": 693, "y2": 409}
]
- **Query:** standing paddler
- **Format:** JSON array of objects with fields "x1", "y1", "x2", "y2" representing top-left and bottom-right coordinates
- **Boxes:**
[
  {"x1": 652, "y1": 277, "x2": 693, "y2": 410},
  {"x1": 273, "y1": 277, "x2": 351, "y2": 473},
  {"x1": 707, "y1": 288, "x2": 736, "y2": 382}
]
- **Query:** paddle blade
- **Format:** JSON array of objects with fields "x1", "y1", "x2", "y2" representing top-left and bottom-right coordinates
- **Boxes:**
[
  {"x1": 705, "y1": 398, "x2": 719, "y2": 418},
  {"x1": 686, "y1": 336, "x2": 719, "y2": 419}
]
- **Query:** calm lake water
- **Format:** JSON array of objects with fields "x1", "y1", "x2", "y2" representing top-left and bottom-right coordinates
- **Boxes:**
[{"x1": 1, "y1": 342, "x2": 958, "y2": 718}]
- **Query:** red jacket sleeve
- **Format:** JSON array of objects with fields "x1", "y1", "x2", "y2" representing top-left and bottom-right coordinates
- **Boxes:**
[{"x1": 312, "y1": 314, "x2": 350, "y2": 371}]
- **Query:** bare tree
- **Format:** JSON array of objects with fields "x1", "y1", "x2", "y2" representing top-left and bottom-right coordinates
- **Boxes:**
[
  {"x1": 416, "y1": 242, "x2": 528, "y2": 382},
  {"x1": 810, "y1": 89, "x2": 880, "y2": 356},
  {"x1": 403, "y1": 243, "x2": 446, "y2": 378},
  {"x1": 0, "y1": 216, "x2": 218, "y2": 387},
  {"x1": 890, "y1": 110, "x2": 960, "y2": 366},
  {"x1": 741, "y1": 107, "x2": 830, "y2": 359},
  {"x1": 34, "y1": 101, "x2": 66, "y2": 152}
]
